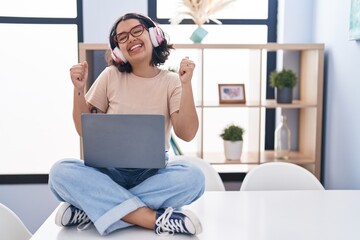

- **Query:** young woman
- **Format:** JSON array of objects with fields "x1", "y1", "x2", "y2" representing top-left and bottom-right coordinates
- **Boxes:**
[{"x1": 48, "y1": 13, "x2": 205, "y2": 236}]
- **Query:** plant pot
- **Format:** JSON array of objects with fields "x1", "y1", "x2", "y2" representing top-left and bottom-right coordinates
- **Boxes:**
[
  {"x1": 276, "y1": 87, "x2": 293, "y2": 104},
  {"x1": 223, "y1": 140, "x2": 243, "y2": 161}
]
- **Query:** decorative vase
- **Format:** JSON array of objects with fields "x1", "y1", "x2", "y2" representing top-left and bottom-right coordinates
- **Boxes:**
[
  {"x1": 190, "y1": 26, "x2": 208, "y2": 43},
  {"x1": 224, "y1": 140, "x2": 243, "y2": 161},
  {"x1": 276, "y1": 87, "x2": 293, "y2": 103},
  {"x1": 274, "y1": 115, "x2": 291, "y2": 159}
]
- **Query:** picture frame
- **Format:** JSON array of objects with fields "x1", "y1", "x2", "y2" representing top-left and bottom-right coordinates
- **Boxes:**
[{"x1": 218, "y1": 84, "x2": 246, "y2": 104}]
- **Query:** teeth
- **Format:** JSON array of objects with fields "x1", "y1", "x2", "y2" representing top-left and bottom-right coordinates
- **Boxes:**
[{"x1": 130, "y1": 44, "x2": 142, "y2": 51}]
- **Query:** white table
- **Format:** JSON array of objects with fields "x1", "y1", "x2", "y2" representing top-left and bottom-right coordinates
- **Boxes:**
[{"x1": 31, "y1": 191, "x2": 360, "y2": 240}]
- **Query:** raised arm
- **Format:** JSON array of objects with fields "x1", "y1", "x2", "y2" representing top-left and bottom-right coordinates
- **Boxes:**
[
  {"x1": 171, "y1": 57, "x2": 199, "y2": 142},
  {"x1": 69, "y1": 61, "x2": 91, "y2": 136}
]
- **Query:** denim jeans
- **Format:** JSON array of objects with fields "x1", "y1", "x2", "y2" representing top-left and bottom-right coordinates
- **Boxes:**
[{"x1": 48, "y1": 157, "x2": 205, "y2": 235}]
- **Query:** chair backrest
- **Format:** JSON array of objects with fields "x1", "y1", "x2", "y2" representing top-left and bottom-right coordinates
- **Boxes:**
[
  {"x1": 0, "y1": 203, "x2": 32, "y2": 240},
  {"x1": 170, "y1": 156, "x2": 226, "y2": 191},
  {"x1": 240, "y1": 162, "x2": 324, "y2": 191}
]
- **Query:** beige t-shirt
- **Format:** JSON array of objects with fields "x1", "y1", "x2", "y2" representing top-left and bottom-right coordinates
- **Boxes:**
[{"x1": 85, "y1": 65, "x2": 182, "y2": 150}]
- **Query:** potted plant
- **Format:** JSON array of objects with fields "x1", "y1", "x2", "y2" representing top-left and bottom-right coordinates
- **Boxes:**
[
  {"x1": 220, "y1": 124, "x2": 245, "y2": 161},
  {"x1": 269, "y1": 69, "x2": 297, "y2": 103}
]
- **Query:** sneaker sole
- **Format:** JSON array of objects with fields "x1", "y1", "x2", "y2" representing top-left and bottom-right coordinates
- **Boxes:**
[
  {"x1": 55, "y1": 202, "x2": 71, "y2": 226},
  {"x1": 182, "y1": 209, "x2": 203, "y2": 235}
]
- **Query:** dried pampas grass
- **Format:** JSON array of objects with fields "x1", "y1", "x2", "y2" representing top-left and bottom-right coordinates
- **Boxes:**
[{"x1": 170, "y1": 0, "x2": 236, "y2": 26}]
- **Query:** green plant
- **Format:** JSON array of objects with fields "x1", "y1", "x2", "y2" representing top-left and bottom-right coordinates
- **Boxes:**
[
  {"x1": 269, "y1": 69, "x2": 297, "y2": 89},
  {"x1": 220, "y1": 124, "x2": 245, "y2": 142},
  {"x1": 167, "y1": 66, "x2": 178, "y2": 73}
]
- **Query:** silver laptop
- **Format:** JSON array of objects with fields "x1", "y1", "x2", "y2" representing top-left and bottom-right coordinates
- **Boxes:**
[{"x1": 81, "y1": 114, "x2": 166, "y2": 168}]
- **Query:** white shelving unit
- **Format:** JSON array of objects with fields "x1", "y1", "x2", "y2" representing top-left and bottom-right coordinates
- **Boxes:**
[{"x1": 79, "y1": 43, "x2": 324, "y2": 179}]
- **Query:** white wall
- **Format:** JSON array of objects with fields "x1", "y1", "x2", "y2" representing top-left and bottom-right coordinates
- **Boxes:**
[
  {"x1": 313, "y1": 0, "x2": 360, "y2": 189},
  {"x1": 277, "y1": 0, "x2": 314, "y2": 43}
]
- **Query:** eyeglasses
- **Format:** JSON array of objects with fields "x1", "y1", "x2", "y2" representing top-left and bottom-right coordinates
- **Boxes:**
[{"x1": 113, "y1": 24, "x2": 146, "y2": 44}]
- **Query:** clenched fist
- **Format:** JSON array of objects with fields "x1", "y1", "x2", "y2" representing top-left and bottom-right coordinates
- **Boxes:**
[
  {"x1": 179, "y1": 57, "x2": 195, "y2": 84},
  {"x1": 69, "y1": 61, "x2": 88, "y2": 90}
]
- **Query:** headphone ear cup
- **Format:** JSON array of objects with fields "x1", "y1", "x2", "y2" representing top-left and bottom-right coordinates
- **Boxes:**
[
  {"x1": 112, "y1": 47, "x2": 127, "y2": 63},
  {"x1": 148, "y1": 27, "x2": 164, "y2": 47}
]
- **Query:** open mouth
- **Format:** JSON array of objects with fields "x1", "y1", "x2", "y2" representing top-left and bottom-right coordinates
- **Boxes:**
[{"x1": 129, "y1": 43, "x2": 143, "y2": 52}]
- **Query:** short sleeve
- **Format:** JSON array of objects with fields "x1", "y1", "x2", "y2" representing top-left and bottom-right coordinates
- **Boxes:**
[
  {"x1": 85, "y1": 67, "x2": 111, "y2": 112},
  {"x1": 168, "y1": 73, "x2": 182, "y2": 115}
]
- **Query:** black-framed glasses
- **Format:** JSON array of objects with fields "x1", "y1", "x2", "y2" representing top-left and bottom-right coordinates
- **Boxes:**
[{"x1": 113, "y1": 24, "x2": 146, "y2": 44}]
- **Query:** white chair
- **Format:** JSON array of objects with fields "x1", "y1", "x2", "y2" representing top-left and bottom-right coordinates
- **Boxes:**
[
  {"x1": 0, "y1": 203, "x2": 32, "y2": 240},
  {"x1": 170, "y1": 155, "x2": 226, "y2": 191},
  {"x1": 240, "y1": 162, "x2": 324, "y2": 191}
]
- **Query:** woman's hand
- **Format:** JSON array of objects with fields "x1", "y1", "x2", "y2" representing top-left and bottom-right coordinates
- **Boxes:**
[
  {"x1": 70, "y1": 61, "x2": 88, "y2": 90},
  {"x1": 179, "y1": 57, "x2": 195, "y2": 84}
]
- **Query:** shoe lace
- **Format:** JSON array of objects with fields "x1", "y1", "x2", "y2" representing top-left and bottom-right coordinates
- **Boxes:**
[
  {"x1": 155, "y1": 207, "x2": 187, "y2": 235},
  {"x1": 71, "y1": 209, "x2": 92, "y2": 231}
]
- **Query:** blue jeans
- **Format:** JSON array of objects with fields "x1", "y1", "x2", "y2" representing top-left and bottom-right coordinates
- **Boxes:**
[{"x1": 48, "y1": 157, "x2": 205, "y2": 235}]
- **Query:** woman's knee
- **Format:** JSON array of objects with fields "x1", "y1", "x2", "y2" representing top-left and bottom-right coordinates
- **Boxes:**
[
  {"x1": 173, "y1": 160, "x2": 205, "y2": 194},
  {"x1": 49, "y1": 158, "x2": 83, "y2": 184}
]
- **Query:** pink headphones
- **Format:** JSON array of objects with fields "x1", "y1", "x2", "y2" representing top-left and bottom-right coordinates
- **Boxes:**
[{"x1": 110, "y1": 15, "x2": 165, "y2": 64}]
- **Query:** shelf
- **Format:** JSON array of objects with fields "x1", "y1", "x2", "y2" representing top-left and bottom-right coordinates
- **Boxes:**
[
  {"x1": 203, "y1": 151, "x2": 314, "y2": 165},
  {"x1": 79, "y1": 43, "x2": 325, "y2": 51},
  {"x1": 79, "y1": 43, "x2": 324, "y2": 180},
  {"x1": 197, "y1": 100, "x2": 317, "y2": 108},
  {"x1": 261, "y1": 100, "x2": 317, "y2": 108},
  {"x1": 260, "y1": 151, "x2": 315, "y2": 165},
  {"x1": 200, "y1": 151, "x2": 315, "y2": 174},
  {"x1": 198, "y1": 101, "x2": 261, "y2": 108}
]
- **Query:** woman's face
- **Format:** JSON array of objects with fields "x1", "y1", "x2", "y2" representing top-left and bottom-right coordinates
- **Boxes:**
[{"x1": 115, "y1": 19, "x2": 153, "y2": 65}]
